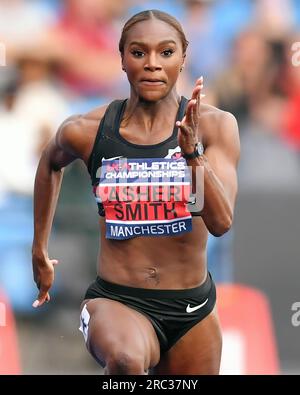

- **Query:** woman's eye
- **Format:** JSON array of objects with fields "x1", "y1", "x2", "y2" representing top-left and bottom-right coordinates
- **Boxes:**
[
  {"x1": 162, "y1": 49, "x2": 174, "y2": 57},
  {"x1": 131, "y1": 50, "x2": 144, "y2": 57}
]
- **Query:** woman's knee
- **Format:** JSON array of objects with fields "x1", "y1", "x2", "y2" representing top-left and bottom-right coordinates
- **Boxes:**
[
  {"x1": 81, "y1": 300, "x2": 159, "y2": 373},
  {"x1": 105, "y1": 350, "x2": 146, "y2": 375},
  {"x1": 87, "y1": 328, "x2": 149, "y2": 373}
]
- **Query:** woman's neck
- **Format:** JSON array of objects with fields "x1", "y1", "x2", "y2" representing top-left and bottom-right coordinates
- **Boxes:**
[{"x1": 124, "y1": 90, "x2": 181, "y2": 133}]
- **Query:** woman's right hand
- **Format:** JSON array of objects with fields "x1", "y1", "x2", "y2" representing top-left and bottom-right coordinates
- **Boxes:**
[{"x1": 32, "y1": 252, "x2": 59, "y2": 308}]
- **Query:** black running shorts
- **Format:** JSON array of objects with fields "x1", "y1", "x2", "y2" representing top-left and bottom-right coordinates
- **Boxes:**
[{"x1": 83, "y1": 272, "x2": 216, "y2": 353}]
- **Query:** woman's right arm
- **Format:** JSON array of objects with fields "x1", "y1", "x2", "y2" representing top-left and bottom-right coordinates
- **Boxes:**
[{"x1": 31, "y1": 115, "x2": 83, "y2": 308}]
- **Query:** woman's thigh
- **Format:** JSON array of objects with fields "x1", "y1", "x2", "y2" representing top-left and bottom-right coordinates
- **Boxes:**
[
  {"x1": 80, "y1": 298, "x2": 160, "y2": 371},
  {"x1": 151, "y1": 307, "x2": 222, "y2": 375}
]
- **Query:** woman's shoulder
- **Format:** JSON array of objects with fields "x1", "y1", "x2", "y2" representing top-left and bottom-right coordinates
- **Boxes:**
[
  {"x1": 59, "y1": 104, "x2": 111, "y2": 139},
  {"x1": 199, "y1": 102, "x2": 238, "y2": 145},
  {"x1": 63, "y1": 104, "x2": 110, "y2": 130},
  {"x1": 56, "y1": 104, "x2": 110, "y2": 162},
  {"x1": 200, "y1": 102, "x2": 236, "y2": 124}
]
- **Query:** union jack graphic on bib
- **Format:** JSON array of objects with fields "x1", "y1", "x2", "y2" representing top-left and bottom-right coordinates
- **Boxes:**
[{"x1": 95, "y1": 158, "x2": 192, "y2": 239}]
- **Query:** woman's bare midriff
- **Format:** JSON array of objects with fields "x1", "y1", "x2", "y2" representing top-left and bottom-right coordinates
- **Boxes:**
[{"x1": 97, "y1": 217, "x2": 209, "y2": 290}]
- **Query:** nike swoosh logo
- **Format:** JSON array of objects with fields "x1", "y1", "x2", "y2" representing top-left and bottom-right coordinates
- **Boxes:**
[
  {"x1": 102, "y1": 156, "x2": 123, "y2": 161},
  {"x1": 186, "y1": 298, "x2": 208, "y2": 313}
]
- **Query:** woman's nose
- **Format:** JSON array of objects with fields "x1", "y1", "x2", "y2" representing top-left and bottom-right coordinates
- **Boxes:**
[{"x1": 144, "y1": 53, "x2": 162, "y2": 71}]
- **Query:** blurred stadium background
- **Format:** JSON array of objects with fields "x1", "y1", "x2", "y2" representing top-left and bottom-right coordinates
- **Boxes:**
[{"x1": 0, "y1": 0, "x2": 300, "y2": 374}]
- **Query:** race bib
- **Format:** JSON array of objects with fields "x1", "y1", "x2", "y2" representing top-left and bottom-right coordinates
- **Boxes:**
[{"x1": 95, "y1": 158, "x2": 192, "y2": 240}]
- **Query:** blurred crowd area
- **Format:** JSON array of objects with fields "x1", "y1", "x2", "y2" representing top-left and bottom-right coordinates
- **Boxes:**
[{"x1": 1, "y1": 0, "x2": 300, "y2": 374}]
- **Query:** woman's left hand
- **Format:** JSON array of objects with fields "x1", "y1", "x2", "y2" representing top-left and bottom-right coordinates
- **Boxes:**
[{"x1": 177, "y1": 76, "x2": 204, "y2": 155}]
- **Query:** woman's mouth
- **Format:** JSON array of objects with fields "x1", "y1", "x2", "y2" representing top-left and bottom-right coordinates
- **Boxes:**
[{"x1": 140, "y1": 79, "x2": 165, "y2": 86}]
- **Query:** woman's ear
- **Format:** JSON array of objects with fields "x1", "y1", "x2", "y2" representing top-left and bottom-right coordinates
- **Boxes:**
[
  {"x1": 180, "y1": 54, "x2": 186, "y2": 72},
  {"x1": 180, "y1": 63, "x2": 185, "y2": 72},
  {"x1": 121, "y1": 59, "x2": 126, "y2": 72}
]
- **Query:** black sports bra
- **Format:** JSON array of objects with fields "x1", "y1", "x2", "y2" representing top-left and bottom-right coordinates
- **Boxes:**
[{"x1": 87, "y1": 97, "x2": 201, "y2": 240}]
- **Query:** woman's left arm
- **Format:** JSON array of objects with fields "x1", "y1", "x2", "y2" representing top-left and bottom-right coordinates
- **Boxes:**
[
  {"x1": 177, "y1": 79, "x2": 240, "y2": 236},
  {"x1": 190, "y1": 112, "x2": 240, "y2": 236}
]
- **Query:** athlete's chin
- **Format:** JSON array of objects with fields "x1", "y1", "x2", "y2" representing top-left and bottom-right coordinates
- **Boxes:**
[{"x1": 138, "y1": 90, "x2": 169, "y2": 103}]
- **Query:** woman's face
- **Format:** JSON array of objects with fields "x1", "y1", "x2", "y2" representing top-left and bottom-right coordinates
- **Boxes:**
[{"x1": 122, "y1": 19, "x2": 185, "y2": 102}]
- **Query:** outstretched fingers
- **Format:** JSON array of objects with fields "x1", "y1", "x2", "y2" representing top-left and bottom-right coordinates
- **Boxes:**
[
  {"x1": 176, "y1": 99, "x2": 196, "y2": 134},
  {"x1": 188, "y1": 76, "x2": 204, "y2": 122},
  {"x1": 187, "y1": 98, "x2": 197, "y2": 127},
  {"x1": 194, "y1": 76, "x2": 204, "y2": 117}
]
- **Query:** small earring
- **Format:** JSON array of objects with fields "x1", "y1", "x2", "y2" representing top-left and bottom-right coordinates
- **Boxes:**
[
  {"x1": 122, "y1": 67, "x2": 126, "y2": 72},
  {"x1": 180, "y1": 66, "x2": 184, "y2": 72}
]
